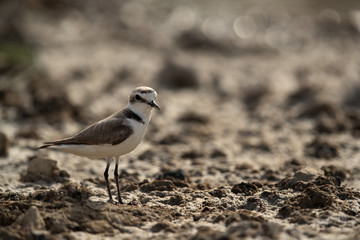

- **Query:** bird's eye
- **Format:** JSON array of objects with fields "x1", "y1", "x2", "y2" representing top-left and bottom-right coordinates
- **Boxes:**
[{"x1": 135, "y1": 94, "x2": 141, "y2": 100}]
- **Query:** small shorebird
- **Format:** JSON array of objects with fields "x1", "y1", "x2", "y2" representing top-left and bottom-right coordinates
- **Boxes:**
[{"x1": 40, "y1": 86, "x2": 160, "y2": 204}]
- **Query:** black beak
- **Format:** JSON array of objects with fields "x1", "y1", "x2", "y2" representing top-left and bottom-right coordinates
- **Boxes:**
[{"x1": 149, "y1": 100, "x2": 160, "y2": 110}]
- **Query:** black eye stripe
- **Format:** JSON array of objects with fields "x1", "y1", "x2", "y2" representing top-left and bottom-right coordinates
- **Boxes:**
[{"x1": 134, "y1": 95, "x2": 147, "y2": 103}]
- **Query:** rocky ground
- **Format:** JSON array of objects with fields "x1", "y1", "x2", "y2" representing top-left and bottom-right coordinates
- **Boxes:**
[{"x1": 1, "y1": 0, "x2": 360, "y2": 239}]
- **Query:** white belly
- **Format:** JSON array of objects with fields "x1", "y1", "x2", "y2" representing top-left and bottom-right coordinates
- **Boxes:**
[{"x1": 51, "y1": 119, "x2": 148, "y2": 159}]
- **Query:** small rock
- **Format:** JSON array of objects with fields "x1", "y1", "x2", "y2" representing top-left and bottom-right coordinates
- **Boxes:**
[
  {"x1": 241, "y1": 198, "x2": 265, "y2": 211},
  {"x1": 119, "y1": 170, "x2": 140, "y2": 181},
  {"x1": 121, "y1": 181, "x2": 139, "y2": 192},
  {"x1": 277, "y1": 167, "x2": 323, "y2": 190},
  {"x1": 231, "y1": 182, "x2": 259, "y2": 196},
  {"x1": 160, "y1": 169, "x2": 186, "y2": 180},
  {"x1": 21, "y1": 157, "x2": 70, "y2": 183},
  {"x1": 0, "y1": 132, "x2": 9, "y2": 157},
  {"x1": 160, "y1": 195, "x2": 184, "y2": 206},
  {"x1": 59, "y1": 182, "x2": 92, "y2": 200},
  {"x1": 15, "y1": 206, "x2": 45, "y2": 230},
  {"x1": 158, "y1": 169, "x2": 190, "y2": 188},
  {"x1": 140, "y1": 180, "x2": 176, "y2": 193},
  {"x1": 293, "y1": 186, "x2": 334, "y2": 209},
  {"x1": 209, "y1": 188, "x2": 227, "y2": 199},
  {"x1": 260, "y1": 191, "x2": 280, "y2": 204},
  {"x1": 278, "y1": 205, "x2": 298, "y2": 218}
]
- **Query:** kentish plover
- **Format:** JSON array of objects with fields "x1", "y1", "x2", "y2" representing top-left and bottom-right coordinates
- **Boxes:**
[{"x1": 40, "y1": 86, "x2": 160, "y2": 204}]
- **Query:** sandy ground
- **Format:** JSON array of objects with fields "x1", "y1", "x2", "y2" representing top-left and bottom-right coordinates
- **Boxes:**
[{"x1": 1, "y1": 1, "x2": 360, "y2": 239}]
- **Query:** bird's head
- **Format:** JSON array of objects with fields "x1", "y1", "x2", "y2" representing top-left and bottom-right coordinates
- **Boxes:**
[{"x1": 128, "y1": 86, "x2": 160, "y2": 114}]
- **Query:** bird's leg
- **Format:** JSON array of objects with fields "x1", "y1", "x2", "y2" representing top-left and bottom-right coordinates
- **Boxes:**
[
  {"x1": 114, "y1": 156, "x2": 123, "y2": 204},
  {"x1": 104, "y1": 157, "x2": 114, "y2": 203}
]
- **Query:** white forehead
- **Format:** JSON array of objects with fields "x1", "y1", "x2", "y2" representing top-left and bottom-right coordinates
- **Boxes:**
[{"x1": 134, "y1": 87, "x2": 157, "y2": 99}]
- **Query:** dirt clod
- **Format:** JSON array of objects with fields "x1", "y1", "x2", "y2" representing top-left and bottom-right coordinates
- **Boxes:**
[
  {"x1": 21, "y1": 157, "x2": 70, "y2": 183},
  {"x1": 208, "y1": 188, "x2": 227, "y2": 199},
  {"x1": 278, "y1": 205, "x2": 298, "y2": 218},
  {"x1": 140, "y1": 180, "x2": 177, "y2": 193},
  {"x1": 157, "y1": 169, "x2": 190, "y2": 188},
  {"x1": 15, "y1": 206, "x2": 45, "y2": 230},
  {"x1": 278, "y1": 167, "x2": 324, "y2": 190},
  {"x1": 292, "y1": 186, "x2": 334, "y2": 209},
  {"x1": 241, "y1": 197, "x2": 265, "y2": 211},
  {"x1": 231, "y1": 182, "x2": 259, "y2": 196}
]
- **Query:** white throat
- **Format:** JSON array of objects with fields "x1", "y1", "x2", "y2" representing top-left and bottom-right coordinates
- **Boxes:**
[{"x1": 127, "y1": 102, "x2": 152, "y2": 123}]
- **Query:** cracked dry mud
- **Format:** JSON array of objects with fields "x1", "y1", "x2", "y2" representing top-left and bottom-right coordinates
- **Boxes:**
[{"x1": 1, "y1": 1, "x2": 360, "y2": 239}]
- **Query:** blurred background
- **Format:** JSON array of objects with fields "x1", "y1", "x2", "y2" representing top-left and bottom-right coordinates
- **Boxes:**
[
  {"x1": 1, "y1": 0, "x2": 360, "y2": 125},
  {"x1": 0, "y1": 0, "x2": 360, "y2": 172}
]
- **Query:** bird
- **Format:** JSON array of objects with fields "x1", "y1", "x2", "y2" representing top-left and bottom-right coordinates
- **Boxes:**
[{"x1": 39, "y1": 86, "x2": 160, "y2": 204}]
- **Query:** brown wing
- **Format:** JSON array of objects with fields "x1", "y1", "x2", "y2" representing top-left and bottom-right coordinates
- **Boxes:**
[{"x1": 42, "y1": 112, "x2": 133, "y2": 146}]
